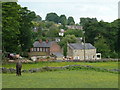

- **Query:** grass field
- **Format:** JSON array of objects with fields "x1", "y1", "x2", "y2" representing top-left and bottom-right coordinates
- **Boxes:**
[
  {"x1": 2, "y1": 61, "x2": 119, "y2": 70},
  {"x1": 2, "y1": 70, "x2": 118, "y2": 88},
  {"x1": 2, "y1": 61, "x2": 119, "y2": 88}
]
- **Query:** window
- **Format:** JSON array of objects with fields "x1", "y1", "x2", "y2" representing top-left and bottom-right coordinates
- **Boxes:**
[
  {"x1": 34, "y1": 48, "x2": 36, "y2": 51},
  {"x1": 46, "y1": 48, "x2": 48, "y2": 52},
  {"x1": 43, "y1": 48, "x2": 45, "y2": 52},
  {"x1": 40, "y1": 48, "x2": 42, "y2": 52},
  {"x1": 37, "y1": 48, "x2": 39, "y2": 51},
  {"x1": 74, "y1": 56, "x2": 79, "y2": 59}
]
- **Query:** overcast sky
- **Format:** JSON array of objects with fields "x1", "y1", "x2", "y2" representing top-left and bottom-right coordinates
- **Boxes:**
[{"x1": 18, "y1": 0, "x2": 119, "y2": 23}]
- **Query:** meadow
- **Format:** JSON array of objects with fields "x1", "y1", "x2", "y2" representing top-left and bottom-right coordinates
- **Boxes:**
[
  {"x1": 2, "y1": 61, "x2": 119, "y2": 88},
  {"x1": 2, "y1": 70, "x2": 118, "y2": 88}
]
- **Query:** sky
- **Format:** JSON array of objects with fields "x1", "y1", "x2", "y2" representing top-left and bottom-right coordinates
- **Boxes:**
[{"x1": 18, "y1": 0, "x2": 119, "y2": 23}]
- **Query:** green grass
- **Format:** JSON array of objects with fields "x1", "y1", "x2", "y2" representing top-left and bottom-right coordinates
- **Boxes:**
[
  {"x1": 2, "y1": 70, "x2": 118, "y2": 88},
  {"x1": 2, "y1": 61, "x2": 119, "y2": 70},
  {"x1": 0, "y1": 74, "x2": 2, "y2": 89}
]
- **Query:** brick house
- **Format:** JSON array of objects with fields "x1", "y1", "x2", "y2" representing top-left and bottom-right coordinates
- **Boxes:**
[
  {"x1": 29, "y1": 40, "x2": 63, "y2": 59},
  {"x1": 67, "y1": 43, "x2": 101, "y2": 60}
]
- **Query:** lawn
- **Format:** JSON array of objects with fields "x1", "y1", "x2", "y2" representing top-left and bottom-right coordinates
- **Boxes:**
[
  {"x1": 2, "y1": 70, "x2": 118, "y2": 88},
  {"x1": 2, "y1": 61, "x2": 119, "y2": 70}
]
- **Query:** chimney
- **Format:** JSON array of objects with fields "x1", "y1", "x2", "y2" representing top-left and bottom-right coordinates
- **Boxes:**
[
  {"x1": 46, "y1": 39, "x2": 49, "y2": 43},
  {"x1": 39, "y1": 39, "x2": 42, "y2": 43}
]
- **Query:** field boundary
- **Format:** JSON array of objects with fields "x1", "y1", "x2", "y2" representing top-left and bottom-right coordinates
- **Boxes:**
[{"x1": 1, "y1": 64, "x2": 120, "y2": 74}]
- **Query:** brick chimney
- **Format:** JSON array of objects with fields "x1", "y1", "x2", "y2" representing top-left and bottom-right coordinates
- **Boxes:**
[
  {"x1": 39, "y1": 39, "x2": 42, "y2": 43},
  {"x1": 46, "y1": 39, "x2": 49, "y2": 43}
]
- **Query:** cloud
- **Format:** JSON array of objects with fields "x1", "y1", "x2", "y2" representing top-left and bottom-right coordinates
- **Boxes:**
[
  {"x1": 18, "y1": 0, "x2": 118, "y2": 23},
  {"x1": 19, "y1": 0, "x2": 119, "y2": 3}
]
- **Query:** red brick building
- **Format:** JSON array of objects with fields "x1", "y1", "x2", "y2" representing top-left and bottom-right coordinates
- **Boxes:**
[{"x1": 29, "y1": 40, "x2": 62, "y2": 58}]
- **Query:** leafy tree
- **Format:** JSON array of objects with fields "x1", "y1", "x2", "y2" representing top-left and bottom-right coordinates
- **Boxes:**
[
  {"x1": 59, "y1": 35, "x2": 77, "y2": 56},
  {"x1": 59, "y1": 15, "x2": 67, "y2": 26},
  {"x1": 64, "y1": 29, "x2": 83, "y2": 37},
  {"x1": 67, "y1": 16, "x2": 75, "y2": 25},
  {"x1": 80, "y1": 17, "x2": 97, "y2": 27},
  {"x1": 46, "y1": 25, "x2": 59, "y2": 37},
  {"x1": 19, "y1": 7, "x2": 36, "y2": 54},
  {"x1": 2, "y1": 2, "x2": 21, "y2": 53},
  {"x1": 44, "y1": 21, "x2": 55, "y2": 28},
  {"x1": 45, "y1": 13, "x2": 59, "y2": 23},
  {"x1": 94, "y1": 36, "x2": 111, "y2": 58},
  {"x1": 33, "y1": 15, "x2": 42, "y2": 22}
]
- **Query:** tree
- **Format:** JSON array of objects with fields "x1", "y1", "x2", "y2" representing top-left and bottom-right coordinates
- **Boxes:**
[
  {"x1": 94, "y1": 36, "x2": 111, "y2": 58},
  {"x1": 80, "y1": 17, "x2": 97, "y2": 27},
  {"x1": 67, "y1": 16, "x2": 75, "y2": 25},
  {"x1": 64, "y1": 29, "x2": 83, "y2": 37},
  {"x1": 19, "y1": 7, "x2": 36, "y2": 54},
  {"x1": 2, "y1": 2, "x2": 21, "y2": 53},
  {"x1": 59, "y1": 15, "x2": 67, "y2": 26},
  {"x1": 59, "y1": 35, "x2": 77, "y2": 56},
  {"x1": 33, "y1": 15, "x2": 42, "y2": 22},
  {"x1": 45, "y1": 13, "x2": 59, "y2": 23},
  {"x1": 46, "y1": 25, "x2": 59, "y2": 37}
]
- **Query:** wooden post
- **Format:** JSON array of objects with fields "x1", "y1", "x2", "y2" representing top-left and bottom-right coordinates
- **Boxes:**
[{"x1": 83, "y1": 31, "x2": 85, "y2": 61}]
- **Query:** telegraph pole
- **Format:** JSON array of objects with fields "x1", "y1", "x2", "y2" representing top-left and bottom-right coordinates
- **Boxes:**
[{"x1": 83, "y1": 31, "x2": 85, "y2": 60}]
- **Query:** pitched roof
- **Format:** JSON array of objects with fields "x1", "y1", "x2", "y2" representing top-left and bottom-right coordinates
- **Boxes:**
[
  {"x1": 68, "y1": 43, "x2": 96, "y2": 50},
  {"x1": 52, "y1": 52, "x2": 64, "y2": 58},
  {"x1": 33, "y1": 41, "x2": 54, "y2": 47}
]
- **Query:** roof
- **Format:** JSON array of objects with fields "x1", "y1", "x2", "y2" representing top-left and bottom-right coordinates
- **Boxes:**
[
  {"x1": 52, "y1": 52, "x2": 64, "y2": 58},
  {"x1": 68, "y1": 43, "x2": 96, "y2": 50},
  {"x1": 33, "y1": 41, "x2": 54, "y2": 47}
]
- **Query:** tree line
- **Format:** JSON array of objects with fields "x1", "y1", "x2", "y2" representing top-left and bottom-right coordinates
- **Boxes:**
[
  {"x1": 2, "y1": 2, "x2": 120, "y2": 58},
  {"x1": 2, "y1": 2, "x2": 36, "y2": 56},
  {"x1": 45, "y1": 13, "x2": 75, "y2": 25},
  {"x1": 80, "y1": 18, "x2": 120, "y2": 58}
]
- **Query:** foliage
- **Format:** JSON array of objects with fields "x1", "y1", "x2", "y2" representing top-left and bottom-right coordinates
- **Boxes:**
[
  {"x1": 59, "y1": 35, "x2": 77, "y2": 56},
  {"x1": 80, "y1": 17, "x2": 119, "y2": 58},
  {"x1": 80, "y1": 17, "x2": 98, "y2": 26},
  {"x1": 33, "y1": 15, "x2": 42, "y2": 22},
  {"x1": 67, "y1": 16, "x2": 75, "y2": 25},
  {"x1": 19, "y1": 7, "x2": 36, "y2": 53},
  {"x1": 2, "y1": 2, "x2": 37, "y2": 56},
  {"x1": 2, "y1": 2, "x2": 21, "y2": 53},
  {"x1": 59, "y1": 35, "x2": 77, "y2": 46},
  {"x1": 94, "y1": 36, "x2": 111, "y2": 58},
  {"x1": 59, "y1": 14, "x2": 67, "y2": 26},
  {"x1": 46, "y1": 25, "x2": 59, "y2": 37},
  {"x1": 64, "y1": 29, "x2": 83, "y2": 37},
  {"x1": 45, "y1": 12, "x2": 59, "y2": 23}
]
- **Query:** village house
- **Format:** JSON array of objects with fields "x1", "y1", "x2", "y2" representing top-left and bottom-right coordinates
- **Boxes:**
[
  {"x1": 67, "y1": 43, "x2": 101, "y2": 60},
  {"x1": 66, "y1": 25, "x2": 83, "y2": 30},
  {"x1": 29, "y1": 40, "x2": 63, "y2": 60},
  {"x1": 59, "y1": 29, "x2": 65, "y2": 36}
]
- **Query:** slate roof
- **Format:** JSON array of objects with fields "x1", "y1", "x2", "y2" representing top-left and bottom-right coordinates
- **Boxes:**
[
  {"x1": 33, "y1": 41, "x2": 54, "y2": 47},
  {"x1": 52, "y1": 52, "x2": 64, "y2": 58},
  {"x1": 68, "y1": 43, "x2": 96, "y2": 50}
]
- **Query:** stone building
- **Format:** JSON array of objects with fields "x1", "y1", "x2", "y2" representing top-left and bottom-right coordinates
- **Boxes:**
[{"x1": 67, "y1": 43, "x2": 101, "y2": 60}]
